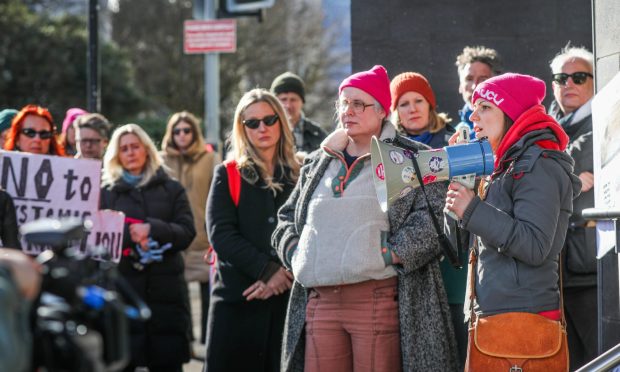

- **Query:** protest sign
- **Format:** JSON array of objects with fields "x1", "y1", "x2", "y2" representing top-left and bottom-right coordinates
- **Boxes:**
[{"x1": 0, "y1": 151, "x2": 100, "y2": 254}]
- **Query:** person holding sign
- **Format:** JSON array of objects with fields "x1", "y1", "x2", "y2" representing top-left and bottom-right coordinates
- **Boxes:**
[
  {"x1": 204, "y1": 89, "x2": 299, "y2": 372},
  {"x1": 100, "y1": 124, "x2": 195, "y2": 372},
  {"x1": 3, "y1": 105, "x2": 65, "y2": 156}
]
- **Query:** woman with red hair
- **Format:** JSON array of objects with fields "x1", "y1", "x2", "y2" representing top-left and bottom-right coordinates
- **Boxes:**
[{"x1": 3, "y1": 105, "x2": 65, "y2": 156}]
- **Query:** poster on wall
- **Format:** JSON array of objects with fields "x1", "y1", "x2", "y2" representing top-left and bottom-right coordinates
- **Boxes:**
[
  {"x1": 0, "y1": 151, "x2": 123, "y2": 260},
  {"x1": 592, "y1": 71, "x2": 620, "y2": 257}
]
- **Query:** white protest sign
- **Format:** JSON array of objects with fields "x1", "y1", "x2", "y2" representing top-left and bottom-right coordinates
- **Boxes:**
[
  {"x1": 83, "y1": 210, "x2": 125, "y2": 263},
  {"x1": 592, "y1": 72, "x2": 620, "y2": 257},
  {"x1": 0, "y1": 150, "x2": 101, "y2": 254}
]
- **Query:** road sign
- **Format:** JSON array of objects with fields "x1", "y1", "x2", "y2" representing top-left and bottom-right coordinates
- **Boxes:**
[{"x1": 184, "y1": 19, "x2": 236, "y2": 54}]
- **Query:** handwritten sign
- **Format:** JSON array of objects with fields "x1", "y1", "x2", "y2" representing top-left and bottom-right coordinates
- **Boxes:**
[{"x1": 0, "y1": 151, "x2": 101, "y2": 254}]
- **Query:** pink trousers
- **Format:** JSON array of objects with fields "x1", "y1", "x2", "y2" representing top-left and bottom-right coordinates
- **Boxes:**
[{"x1": 304, "y1": 276, "x2": 402, "y2": 372}]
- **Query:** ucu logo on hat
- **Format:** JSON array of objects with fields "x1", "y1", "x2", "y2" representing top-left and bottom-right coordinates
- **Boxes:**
[
  {"x1": 478, "y1": 88, "x2": 505, "y2": 106},
  {"x1": 472, "y1": 73, "x2": 547, "y2": 121}
]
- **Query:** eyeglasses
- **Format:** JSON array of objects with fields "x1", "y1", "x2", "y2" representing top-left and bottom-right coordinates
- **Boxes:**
[
  {"x1": 336, "y1": 99, "x2": 375, "y2": 114},
  {"x1": 552, "y1": 72, "x2": 593, "y2": 86},
  {"x1": 21, "y1": 128, "x2": 53, "y2": 139},
  {"x1": 78, "y1": 138, "x2": 102, "y2": 146},
  {"x1": 173, "y1": 127, "x2": 192, "y2": 136},
  {"x1": 242, "y1": 114, "x2": 279, "y2": 129}
]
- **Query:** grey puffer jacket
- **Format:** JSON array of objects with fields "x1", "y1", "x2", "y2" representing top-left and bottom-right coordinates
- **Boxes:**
[
  {"x1": 272, "y1": 126, "x2": 458, "y2": 372},
  {"x1": 461, "y1": 127, "x2": 581, "y2": 319}
]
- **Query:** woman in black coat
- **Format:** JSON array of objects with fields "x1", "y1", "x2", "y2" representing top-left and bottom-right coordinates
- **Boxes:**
[
  {"x1": 204, "y1": 89, "x2": 300, "y2": 372},
  {"x1": 100, "y1": 124, "x2": 195, "y2": 372}
]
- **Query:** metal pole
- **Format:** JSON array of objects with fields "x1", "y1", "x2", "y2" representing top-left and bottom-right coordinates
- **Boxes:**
[
  {"x1": 204, "y1": 0, "x2": 220, "y2": 146},
  {"x1": 87, "y1": 0, "x2": 100, "y2": 112}
]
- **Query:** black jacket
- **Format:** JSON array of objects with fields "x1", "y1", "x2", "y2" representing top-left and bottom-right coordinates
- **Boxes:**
[
  {"x1": 553, "y1": 104, "x2": 596, "y2": 287},
  {"x1": 205, "y1": 162, "x2": 295, "y2": 372},
  {"x1": 0, "y1": 190, "x2": 20, "y2": 250},
  {"x1": 100, "y1": 168, "x2": 195, "y2": 367},
  {"x1": 297, "y1": 117, "x2": 327, "y2": 153}
]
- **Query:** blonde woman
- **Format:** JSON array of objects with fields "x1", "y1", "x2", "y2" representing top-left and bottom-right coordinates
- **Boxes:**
[
  {"x1": 161, "y1": 111, "x2": 219, "y2": 345},
  {"x1": 204, "y1": 89, "x2": 299, "y2": 372},
  {"x1": 100, "y1": 124, "x2": 195, "y2": 372},
  {"x1": 390, "y1": 72, "x2": 454, "y2": 148}
]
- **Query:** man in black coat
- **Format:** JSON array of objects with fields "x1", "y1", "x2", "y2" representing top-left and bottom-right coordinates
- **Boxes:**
[
  {"x1": 270, "y1": 72, "x2": 327, "y2": 153},
  {"x1": 549, "y1": 45, "x2": 596, "y2": 371}
]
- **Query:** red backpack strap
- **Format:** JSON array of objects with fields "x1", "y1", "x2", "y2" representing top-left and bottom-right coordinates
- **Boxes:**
[{"x1": 223, "y1": 159, "x2": 241, "y2": 207}]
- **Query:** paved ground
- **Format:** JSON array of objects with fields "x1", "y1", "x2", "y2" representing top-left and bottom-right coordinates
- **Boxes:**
[{"x1": 184, "y1": 281, "x2": 206, "y2": 372}]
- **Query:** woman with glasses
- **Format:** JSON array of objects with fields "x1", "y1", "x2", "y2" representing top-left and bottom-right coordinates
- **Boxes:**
[
  {"x1": 390, "y1": 72, "x2": 455, "y2": 148},
  {"x1": 3, "y1": 104, "x2": 65, "y2": 156},
  {"x1": 273, "y1": 65, "x2": 458, "y2": 372},
  {"x1": 204, "y1": 89, "x2": 299, "y2": 372},
  {"x1": 160, "y1": 111, "x2": 219, "y2": 346},
  {"x1": 100, "y1": 124, "x2": 195, "y2": 372}
]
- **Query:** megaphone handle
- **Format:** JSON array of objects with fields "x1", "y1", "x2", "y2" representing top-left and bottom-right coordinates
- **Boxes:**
[{"x1": 409, "y1": 156, "x2": 463, "y2": 269}]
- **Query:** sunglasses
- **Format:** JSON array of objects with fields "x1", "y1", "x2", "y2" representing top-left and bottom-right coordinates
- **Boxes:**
[
  {"x1": 21, "y1": 128, "x2": 53, "y2": 139},
  {"x1": 242, "y1": 114, "x2": 279, "y2": 129},
  {"x1": 552, "y1": 72, "x2": 593, "y2": 85},
  {"x1": 173, "y1": 127, "x2": 192, "y2": 135}
]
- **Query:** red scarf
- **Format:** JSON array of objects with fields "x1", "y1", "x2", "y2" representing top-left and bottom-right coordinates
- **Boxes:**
[{"x1": 494, "y1": 105, "x2": 568, "y2": 170}]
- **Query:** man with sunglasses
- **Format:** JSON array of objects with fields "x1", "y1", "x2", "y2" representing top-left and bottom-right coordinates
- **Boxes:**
[
  {"x1": 549, "y1": 45, "x2": 596, "y2": 371},
  {"x1": 74, "y1": 113, "x2": 111, "y2": 160},
  {"x1": 270, "y1": 71, "x2": 327, "y2": 154}
]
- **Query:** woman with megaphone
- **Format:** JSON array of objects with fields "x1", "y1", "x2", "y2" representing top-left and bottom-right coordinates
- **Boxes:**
[
  {"x1": 444, "y1": 73, "x2": 581, "y2": 371},
  {"x1": 273, "y1": 65, "x2": 458, "y2": 372}
]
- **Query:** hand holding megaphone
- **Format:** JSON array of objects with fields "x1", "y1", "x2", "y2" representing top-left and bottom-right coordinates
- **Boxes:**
[{"x1": 445, "y1": 124, "x2": 476, "y2": 220}]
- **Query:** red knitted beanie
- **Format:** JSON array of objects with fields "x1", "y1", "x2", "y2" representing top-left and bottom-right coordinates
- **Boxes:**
[{"x1": 390, "y1": 72, "x2": 436, "y2": 111}]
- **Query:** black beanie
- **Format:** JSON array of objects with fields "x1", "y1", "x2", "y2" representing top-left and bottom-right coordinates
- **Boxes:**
[{"x1": 270, "y1": 72, "x2": 305, "y2": 102}]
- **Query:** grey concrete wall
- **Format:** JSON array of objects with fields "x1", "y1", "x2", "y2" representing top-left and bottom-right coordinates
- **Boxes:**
[
  {"x1": 593, "y1": 0, "x2": 620, "y2": 354},
  {"x1": 351, "y1": 0, "x2": 592, "y2": 119},
  {"x1": 593, "y1": 0, "x2": 620, "y2": 91}
]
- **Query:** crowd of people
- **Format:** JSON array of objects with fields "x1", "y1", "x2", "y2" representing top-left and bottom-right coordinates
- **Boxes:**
[{"x1": 0, "y1": 42, "x2": 598, "y2": 372}]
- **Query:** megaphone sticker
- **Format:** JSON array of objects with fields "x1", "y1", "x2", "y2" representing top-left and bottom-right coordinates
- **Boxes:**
[
  {"x1": 423, "y1": 174, "x2": 437, "y2": 184},
  {"x1": 403, "y1": 149, "x2": 415, "y2": 159},
  {"x1": 375, "y1": 163, "x2": 385, "y2": 180},
  {"x1": 389, "y1": 150, "x2": 404, "y2": 164},
  {"x1": 428, "y1": 156, "x2": 445, "y2": 173},
  {"x1": 401, "y1": 166, "x2": 415, "y2": 183}
]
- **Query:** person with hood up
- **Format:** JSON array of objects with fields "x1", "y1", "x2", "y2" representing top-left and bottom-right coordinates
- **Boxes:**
[{"x1": 444, "y1": 73, "x2": 581, "y2": 353}]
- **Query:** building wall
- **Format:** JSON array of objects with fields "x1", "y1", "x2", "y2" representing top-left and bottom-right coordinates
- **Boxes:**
[
  {"x1": 351, "y1": 0, "x2": 592, "y2": 119},
  {"x1": 593, "y1": 0, "x2": 620, "y2": 354}
]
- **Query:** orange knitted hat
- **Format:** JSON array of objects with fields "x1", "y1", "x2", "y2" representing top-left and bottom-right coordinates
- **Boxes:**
[{"x1": 390, "y1": 72, "x2": 436, "y2": 111}]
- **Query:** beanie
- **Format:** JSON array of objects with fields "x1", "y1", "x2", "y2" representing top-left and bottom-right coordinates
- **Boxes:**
[
  {"x1": 472, "y1": 73, "x2": 546, "y2": 121},
  {"x1": 390, "y1": 72, "x2": 436, "y2": 111},
  {"x1": 339, "y1": 65, "x2": 391, "y2": 115},
  {"x1": 270, "y1": 72, "x2": 306, "y2": 102},
  {"x1": 0, "y1": 109, "x2": 18, "y2": 132},
  {"x1": 62, "y1": 108, "x2": 88, "y2": 134}
]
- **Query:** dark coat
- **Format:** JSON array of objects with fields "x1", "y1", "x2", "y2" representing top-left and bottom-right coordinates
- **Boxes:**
[
  {"x1": 272, "y1": 127, "x2": 458, "y2": 372},
  {"x1": 0, "y1": 190, "x2": 20, "y2": 249},
  {"x1": 561, "y1": 112, "x2": 596, "y2": 287},
  {"x1": 100, "y1": 168, "x2": 195, "y2": 368},
  {"x1": 297, "y1": 117, "x2": 327, "y2": 153},
  {"x1": 204, "y1": 163, "x2": 295, "y2": 372}
]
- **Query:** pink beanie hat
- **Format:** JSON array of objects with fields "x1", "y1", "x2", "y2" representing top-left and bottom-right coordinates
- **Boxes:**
[
  {"x1": 62, "y1": 107, "x2": 88, "y2": 134},
  {"x1": 472, "y1": 73, "x2": 546, "y2": 121},
  {"x1": 339, "y1": 65, "x2": 391, "y2": 115}
]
